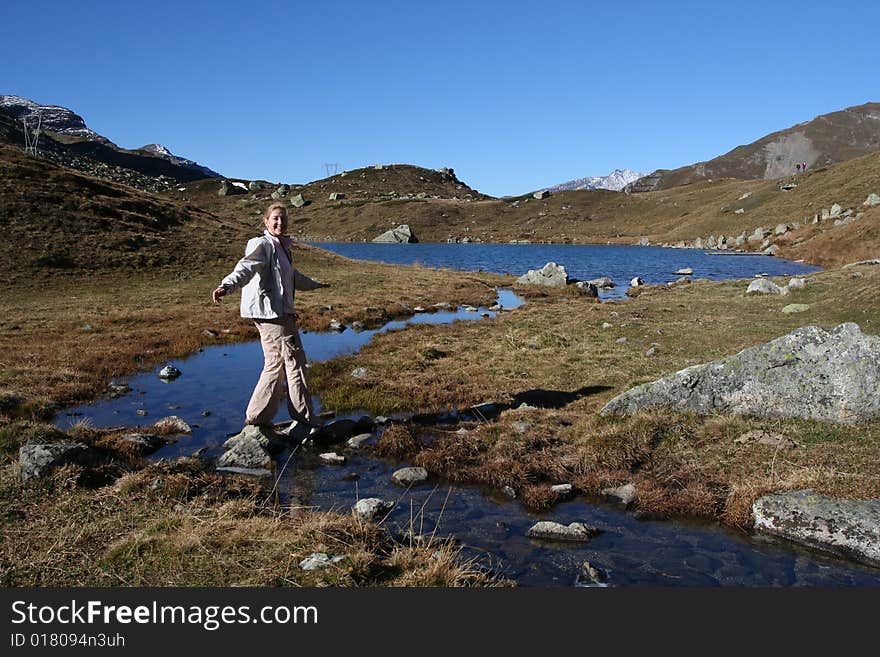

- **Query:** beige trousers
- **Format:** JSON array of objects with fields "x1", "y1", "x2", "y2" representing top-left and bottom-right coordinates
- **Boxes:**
[{"x1": 245, "y1": 315, "x2": 316, "y2": 426}]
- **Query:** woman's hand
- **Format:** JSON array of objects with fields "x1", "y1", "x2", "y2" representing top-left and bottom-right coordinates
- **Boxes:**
[{"x1": 212, "y1": 285, "x2": 227, "y2": 304}]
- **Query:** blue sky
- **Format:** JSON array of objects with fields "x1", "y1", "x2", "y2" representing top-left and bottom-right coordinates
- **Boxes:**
[{"x1": 3, "y1": 0, "x2": 878, "y2": 196}]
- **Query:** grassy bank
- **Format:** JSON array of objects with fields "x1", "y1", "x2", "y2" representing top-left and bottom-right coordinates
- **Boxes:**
[{"x1": 311, "y1": 263, "x2": 880, "y2": 526}]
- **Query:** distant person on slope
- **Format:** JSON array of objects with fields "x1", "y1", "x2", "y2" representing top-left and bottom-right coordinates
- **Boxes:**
[{"x1": 212, "y1": 202, "x2": 328, "y2": 436}]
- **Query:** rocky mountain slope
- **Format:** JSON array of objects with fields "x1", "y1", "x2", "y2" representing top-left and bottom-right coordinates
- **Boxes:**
[
  {"x1": 545, "y1": 168, "x2": 644, "y2": 193},
  {"x1": 630, "y1": 102, "x2": 880, "y2": 192},
  {"x1": 0, "y1": 95, "x2": 222, "y2": 188}
]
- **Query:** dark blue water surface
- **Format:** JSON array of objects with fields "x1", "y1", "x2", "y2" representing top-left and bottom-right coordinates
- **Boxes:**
[
  {"x1": 56, "y1": 286, "x2": 880, "y2": 587},
  {"x1": 308, "y1": 243, "x2": 820, "y2": 298}
]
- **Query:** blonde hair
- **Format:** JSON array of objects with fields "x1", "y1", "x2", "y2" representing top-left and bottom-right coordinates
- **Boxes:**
[{"x1": 262, "y1": 202, "x2": 289, "y2": 223}]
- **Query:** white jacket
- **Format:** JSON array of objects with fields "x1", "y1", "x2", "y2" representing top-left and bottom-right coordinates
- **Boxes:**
[{"x1": 220, "y1": 235, "x2": 323, "y2": 319}]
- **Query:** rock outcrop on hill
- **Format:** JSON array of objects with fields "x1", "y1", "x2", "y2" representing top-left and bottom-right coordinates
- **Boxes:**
[
  {"x1": 628, "y1": 102, "x2": 880, "y2": 192},
  {"x1": 600, "y1": 323, "x2": 880, "y2": 424}
]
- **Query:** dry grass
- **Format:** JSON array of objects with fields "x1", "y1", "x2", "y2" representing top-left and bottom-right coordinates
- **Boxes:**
[
  {"x1": 0, "y1": 445, "x2": 508, "y2": 587},
  {"x1": 316, "y1": 263, "x2": 880, "y2": 524}
]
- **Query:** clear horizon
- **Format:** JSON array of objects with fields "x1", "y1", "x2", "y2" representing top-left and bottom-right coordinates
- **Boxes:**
[{"x1": 3, "y1": 0, "x2": 878, "y2": 197}]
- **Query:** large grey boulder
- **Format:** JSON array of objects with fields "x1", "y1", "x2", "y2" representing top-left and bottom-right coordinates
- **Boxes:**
[
  {"x1": 218, "y1": 180, "x2": 246, "y2": 196},
  {"x1": 516, "y1": 262, "x2": 569, "y2": 287},
  {"x1": 752, "y1": 490, "x2": 880, "y2": 566},
  {"x1": 600, "y1": 323, "x2": 880, "y2": 424},
  {"x1": 19, "y1": 443, "x2": 92, "y2": 480},
  {"x1": 588, "y1": 276, "x2": 615, "y2": 289},
  {"x1": 863, "y1": 193, "x2": 880, "y2": 207},
  {"x1": 373, "y1": 224, "x2": 418, "y2": 243}
]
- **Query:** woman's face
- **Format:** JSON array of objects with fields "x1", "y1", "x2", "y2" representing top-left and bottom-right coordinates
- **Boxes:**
[{"x1": 264, "y1": 208, "x2": 288, "y2": 237}]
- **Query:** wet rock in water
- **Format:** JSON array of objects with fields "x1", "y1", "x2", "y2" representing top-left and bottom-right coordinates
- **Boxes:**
[
  {"x1": 782, "y1": 304, "x2": 810, "y2": 314},
  {"x1": 589, "y1": 277, "x2": 615, "y2": 289},
  {"x1": 217, "y1": 426, "x2": 278, "y2": 470},
  {"x1": 734, "y1": 430, "x2": 798, "y2": 449},
  {"x1": 574, "y1": 281, "x2": 599, "y2": 297},
  {"x1": 602, "y1": 483, "x2": 637, "y2": 507},
  {"x1": 154, "y1": 416, "x2": 192, "y2": 434},
  {"x1": 347, "y1": 433, "x2": 373, "y2": 448},
  {"x1": 527, "y1": 521, "x2": 601, "y2": 542},
  {"x1": 502, "y1": 486, "x2": 517, "y2": 499},
  {"x1": 747, "y1": 279, "x2": 787, "y2": 295},
  {"x1": 19, "y1": 443, "x2": 93, "y2": 480},
  {"x1": 299, "y1": 552, "x2": 348, "y2": 571},
  {"x1": 516, "y1": 262, "x2": 570, "y2": 287},
  {"x1": 392, "y1": 466, "x2": 428, "y2": 486},
  {"x1": 159, "y1": 365, "x2": 182, "y2": 380},
  {"x1": 121, "y1": 433, "x2": 164, "y2": 455},
  {"x1": 630, "y1": 277, "x2": 644, "y2": 287},
  {"x1": 752, "y1": 490, "x2": 880, "y2": 566},
  {"x1": 136, "y1": 409, "x2": 148, "y2": 417},
  {"x1": 576, "y1": 560, "x2": 609, "y2": 587},
  {"x1": 551, "y1": 483, "x2": 573, "y2": 497},
  {"x1": 600, "y1": 322, "x2": 880, "y2": 424},
  {"x1": 674, "y1": 267, "x2": 694, "y2": 276},
  {"x1": 316, "y1": 417, "x2": 372, "y2": 443},
  {"x1": 319, "y1": 452, "x2": 346, "y2": 465},
  {"x1": 107, "y1": 381, "x2": 130, "y2": 396},
  {"x1": 329, "y1": 319, "x2": 345, "y2": 332},
  {"x1": 354, "y1": 498, "x2": 394, "y2": 522},
  {"x1": 351, "y1": 367, "x2": 368, "y2": 379}
]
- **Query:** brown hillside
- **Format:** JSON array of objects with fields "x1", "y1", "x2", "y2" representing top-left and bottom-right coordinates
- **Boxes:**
[
  {"x1": 0, "y1": 144, "x2": 249, "y2": 282},
  {"x1": 632, "y1": 102, "x2": 880, "y2": 191}
]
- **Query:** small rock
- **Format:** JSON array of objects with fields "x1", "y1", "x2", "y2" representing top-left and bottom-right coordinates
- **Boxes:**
[
  {"x1": 746, "y1": 279, "x2": 787, "y2": 295},
  {"x1": 299, "y1": 553, "x2": 348, "y2": 571},
  {"x1": 616, "y1": 337, "x2": 628, "y2": 344},
  {"x1": 347, "y1": 433, "x2": 373, "y2": 448},
  {"x1": 354, "y1": 498, "x2": 394, "y2": 522},
  {"x1": 501, "y1": 486, "x2": 517, "y2": 499},
  {"x1": 734, "y1": 430, "x2": 798, "y2": 449},
  {"x1": 781, "y1": 303, "x2": 810, "y2": 314},
  {"x1": 329, "y1": 319, "x2": 345, "y2": 332},
  {"x1": 319, "y1": 452, "x2": 346, "y2": 465},
  {"x1": 202, "y1": 329, "x2": 218, "y2": 338},
  {"x1": 19, "y1": 443, "x2": 92, "y2": 480},
  {"x1": 527, "y1": 521, "x2": 601, "y2": 542},
  {"x1": 602, "y1": 483, "x2": 637, "y2": 507},
  {"x1": 351, "y1": 367, "x2": 368, "y2": 379},
  {"x1": 645, "y1": 347, "x2": 657, "y2": 357},
  {"x1": 329, "y1": 192, "x2": 345, "y2": 201},
  {"x1": 81, "y1": 323, "x2": 94, "y2": 332},
  {"x1": 630, "y1": 277, "x2": 644, "y2": 287},
  {"x1": 511, "y1": 420, "x2": 531, "y2": 434},
  {"x1": 863, "y1": 193, "x2": 880, "y2": 207},
  {"x1": 136, "y1": 409, "x2": 148, "y2": 417},
  {"x1": 787, "y1": 278, "x2": 807, "y2": 291},
  {"x1": 533, "y1": 190, "x2": 550, "y2": 199},
  {"x1": 588, "y1": 277, "x2": 615, "y2": 289},
  {"x1": 120, "y1": 433, "x2": 164, "y2": 454},
  {"x1": 674, "y1": 268, "x2": 693, "y2": 275},
  {"x1": 154, "y1": 416, "x2": 192, "y2": 434},
  {"x1": 601, "y1": 322, "x2": 614, "y2": 329},
  {"x1": 392, "y1": 467, "x2": 428, "y2": 487},
  {"x1": 551, "y1": 483, "x2": 573, "y2": 497}
]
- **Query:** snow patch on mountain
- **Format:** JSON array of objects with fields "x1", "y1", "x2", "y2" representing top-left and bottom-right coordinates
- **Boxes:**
[
  {"x1": 139, "y1": 143, "x2": 221, "y2": 178},
  {"x1": 0, "y1": 95, "x2": 106, "y2": 142},
  {"x1": 545, "y1": 168, "x2": 645, "y2": 193}
]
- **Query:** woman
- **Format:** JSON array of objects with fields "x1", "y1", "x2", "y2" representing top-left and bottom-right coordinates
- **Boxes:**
[{"x1": 212, "y1": 202, "x2": 328, "y2": 434}]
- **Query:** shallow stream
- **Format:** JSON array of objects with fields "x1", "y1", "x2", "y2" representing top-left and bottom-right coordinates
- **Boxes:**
[{"x1": 58, "y1": 288, "x2": 880, "y2": 586}]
